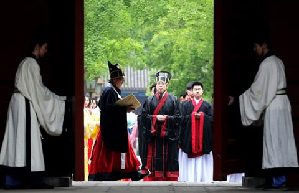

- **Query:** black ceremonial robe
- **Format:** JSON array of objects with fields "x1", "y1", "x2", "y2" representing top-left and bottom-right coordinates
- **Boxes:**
[
  {"x1": 139, "y1": 92, "x2": 180, "y2": 180},
  {"x1": 98, "y1": 86, "x2": 128, "y2": 152},
  {"x1": 179, "y1": 99, "x2": 213, "y2": 157},
  {"x1": 89, "y1": 85, "x2": 140, "y2": 181}
]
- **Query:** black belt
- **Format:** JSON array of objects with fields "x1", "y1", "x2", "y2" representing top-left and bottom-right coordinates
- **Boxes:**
[
  {"x1": 276, "y1": 88, "x2": 286, "y2": 95},
  {"x1": 13, "y1": 88, "x2": 20, "y2": 93}
]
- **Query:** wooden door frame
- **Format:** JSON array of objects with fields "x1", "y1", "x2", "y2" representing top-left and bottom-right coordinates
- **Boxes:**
[
  {"x1": 73, "y1": 0, "x2": 226, "y2": 181},
  {"x1": 213, "y1": 0, "x2": 225, "y2": 181},
  {"x1": 74, "y1": 0, "x2": 84, "y2": 181}
]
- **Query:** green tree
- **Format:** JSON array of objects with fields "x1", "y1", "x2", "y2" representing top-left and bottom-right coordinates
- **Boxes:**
[{"x1": 84, "y1": 0, "x2": 214, "y2": 100}]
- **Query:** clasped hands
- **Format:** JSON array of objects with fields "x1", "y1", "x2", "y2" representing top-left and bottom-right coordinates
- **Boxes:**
[
  {"x1": 194, "y1": 112, "x2": 202, "y2": 119},
  {"x1": 156, "y1": 115, "x2": 167, "y2": 121}
]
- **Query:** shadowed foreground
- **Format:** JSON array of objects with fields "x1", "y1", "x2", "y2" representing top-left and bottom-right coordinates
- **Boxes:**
[{"x1": 4, "y1": 181, "x2": 299, "y2": 193}]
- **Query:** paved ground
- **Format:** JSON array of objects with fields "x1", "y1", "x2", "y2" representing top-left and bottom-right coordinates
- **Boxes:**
[{"x1": 2, "y1": 181, "x2": 299, "y2": 193}]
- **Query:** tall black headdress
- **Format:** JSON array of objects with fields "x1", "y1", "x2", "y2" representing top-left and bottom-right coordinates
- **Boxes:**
[
  {"x1": 156, "y1": 71, "x2": 171, "y2": 83},
  {"x1": 108, "y1": 61, "x2": 125, "y2": 79}
]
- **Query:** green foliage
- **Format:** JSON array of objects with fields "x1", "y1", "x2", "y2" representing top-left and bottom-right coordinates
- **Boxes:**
[{"x1": 84, "y1": 0, "x2": 214, "y2": 100}]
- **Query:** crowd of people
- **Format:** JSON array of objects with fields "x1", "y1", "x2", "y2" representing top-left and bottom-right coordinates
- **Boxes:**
[
  {"x1": 84, "y1": 33, "x2": 298, "y2": 190},
  {"x1": 0, "y1": 30, "x2": 296, "y2": 190},
  {"x1": 83, "y1": 96, "x2": 101, "y2": 181},
  {"x1": 84, "y1": 63, "x2": 214, "y2": 183}
]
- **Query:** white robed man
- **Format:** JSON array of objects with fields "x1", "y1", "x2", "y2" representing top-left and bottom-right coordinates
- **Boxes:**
[
  {"x1": 0, "y1": 33, "x2": 66, "y2": 189},
  {"x1": 228, "y1": 34, "x2": 298, "y2": 189}
]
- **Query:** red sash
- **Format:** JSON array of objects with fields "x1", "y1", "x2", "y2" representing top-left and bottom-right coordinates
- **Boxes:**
[
  {"x1": 151, "y1": 92, "x2": 169, "y2": 137},
  {"x1": 190, "y1": 98, "x2": 204, "y2": 157}
]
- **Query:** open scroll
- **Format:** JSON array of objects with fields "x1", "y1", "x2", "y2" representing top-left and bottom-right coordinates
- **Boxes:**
[{"x1": 115, "y1": 94, "x2": 141, "y2": 110}]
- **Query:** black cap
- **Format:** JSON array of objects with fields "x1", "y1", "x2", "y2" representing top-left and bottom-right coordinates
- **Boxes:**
[{"x1": 108, "y1": 61, "x2": 125, "y2": 79}]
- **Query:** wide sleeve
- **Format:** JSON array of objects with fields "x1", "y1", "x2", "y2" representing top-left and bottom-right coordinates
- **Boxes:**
[
  {"x1": 178, "y1": 101, "x2": 192, "y2": 152},
  {"x1": 239, "y1": 58, "x2": 279, "y2": 126},
  {"x1": 139, "y1": 96, "x2": 153, "y2": 144},
  {"x1": 99, "y1": 87, "x2": 128, "y2": 152},
  {"x1": 202, "y1": 102, "x2": 213, "y2": 154},
  {"x1": 15, "y1": 58, "x2": 65, "y2": 136},
  {"x1": 165, "y1": 96, "x2": 181, "y2": 141}
]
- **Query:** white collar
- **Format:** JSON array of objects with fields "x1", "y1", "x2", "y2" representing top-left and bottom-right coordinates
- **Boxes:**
[
  {"x1": 108, "y1": 83, "x2": 122, "y2": 99},
  {"x1": 194, "y1": 97, "x2": 202, "y2": 104}
]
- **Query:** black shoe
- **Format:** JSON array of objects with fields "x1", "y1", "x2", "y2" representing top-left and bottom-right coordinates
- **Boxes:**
[{"x1": 131, "y1": 169, "x2": 150, "y2": 181}]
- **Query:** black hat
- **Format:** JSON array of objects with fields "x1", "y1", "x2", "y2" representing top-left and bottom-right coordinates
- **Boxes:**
[
  {"x1": 108, "y1": 61, "x2": 125, "y2": 79},
  {"x1": 186, "y1": 81, "x2": 195, "y2": 90},
  {"x1": 156, "y1": 71, "x2": 171, "y2": 83}
]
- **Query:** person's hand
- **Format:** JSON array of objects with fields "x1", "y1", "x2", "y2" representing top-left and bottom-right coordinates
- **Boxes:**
[
  {"x1": 228, "y1": 96, "x2": 235, "y2": 106},
  {"x1": 156, "y1": 115, "x2": 166, "y2": 121},
  {"x1": 60, "y1": 96, "x2": 67, "y2": 101},
  {"x1": 127, "y1": 105, "x2": 135, "y2": 112},
  {"x1": 195, "y1": 112, "x2": 202, "y2": 119}
]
